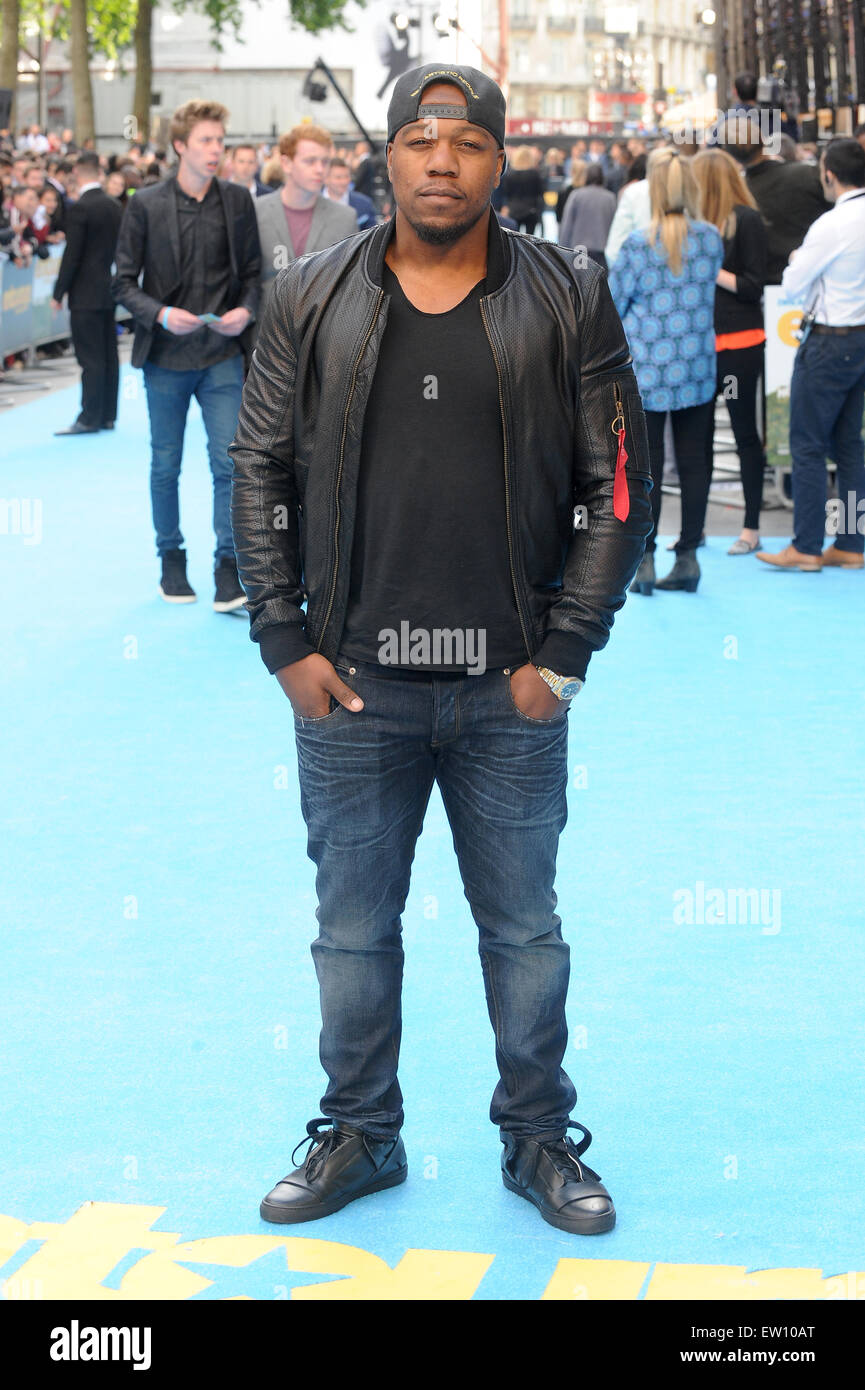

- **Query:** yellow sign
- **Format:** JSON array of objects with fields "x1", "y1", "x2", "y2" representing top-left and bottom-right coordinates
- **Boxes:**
[
  {"x1": 1, "y1": 1204, "x2": 862, "y2": 1301},
  {"x1": 777, "y1": 309, "x2": 804, "y2": 349},
  {"x1": 2, "y1": 285, "x2": 31, "y2": 314}
]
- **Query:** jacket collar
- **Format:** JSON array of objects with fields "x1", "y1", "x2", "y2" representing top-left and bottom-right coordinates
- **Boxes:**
[{"x1": 365, "y1": 204, "x2": 510, "y2": 294}]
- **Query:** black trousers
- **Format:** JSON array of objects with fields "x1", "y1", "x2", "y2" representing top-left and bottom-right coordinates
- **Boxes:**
[
  {"x1": 707, "y1": 343, "x2": 767, "y2": 530},
  {"x1": 70, "y1": 309, "x2": 119, "y2": 428},
  {"x1": 644, "y1": 400, "x2": 716, "y2": 553}
]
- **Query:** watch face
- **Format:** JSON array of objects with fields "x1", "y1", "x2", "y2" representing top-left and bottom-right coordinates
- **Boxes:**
[{"x1": 559, "y1": 678, "x2": 583, "y2": 699}]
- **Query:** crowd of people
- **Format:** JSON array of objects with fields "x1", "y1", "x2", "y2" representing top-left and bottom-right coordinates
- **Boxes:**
[{"x1": 2, "y1": 72, "x2": 865, "y2": 601}]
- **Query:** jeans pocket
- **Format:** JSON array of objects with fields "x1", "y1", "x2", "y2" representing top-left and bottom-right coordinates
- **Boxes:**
[
  {"x1": 292, "y1": 694, "x2": 344, "y2": 727},
  {"x1": 505, "y1": 673, "x2": 569, "y2": 724}
]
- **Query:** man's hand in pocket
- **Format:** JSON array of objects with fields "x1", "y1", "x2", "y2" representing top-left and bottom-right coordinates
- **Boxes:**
[{"x1": 276, "y1": 653, "x2": 364, "y2": 719}]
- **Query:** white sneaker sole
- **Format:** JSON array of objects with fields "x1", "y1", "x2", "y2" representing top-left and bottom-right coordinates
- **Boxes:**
[
  {"x1": 158, "y1": 586, "x2": 197, "y2": 604},
  {"x1": 213, "y1": 595, "x2": 247, "y2": 613}
]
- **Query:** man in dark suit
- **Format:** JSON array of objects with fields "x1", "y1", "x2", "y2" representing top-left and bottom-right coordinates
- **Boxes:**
[
  {"x1": 51, "y1": 151, "x2": 123, "y2": 435},
  {"x1": 723, "y1": 110, "x2": 830, "y2": 284},
  {"x1": 113, "y1": 99, "x2": 261, "y2": 613},
  {"x1": 227, "y1": 143, "x2": 269, "y2": 198},
  {"x1": 324, "y1": 156, "x2": 377, "y2": 230}
]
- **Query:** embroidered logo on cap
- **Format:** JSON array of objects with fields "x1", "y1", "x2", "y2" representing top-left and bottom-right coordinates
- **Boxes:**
[{"x1": 410, "y1": 70, "x2": 481, "y2": 99}]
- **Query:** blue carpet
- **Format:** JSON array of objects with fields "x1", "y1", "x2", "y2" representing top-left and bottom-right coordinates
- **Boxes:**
[{"x1": 1, "y1": 367, "x2": 864, "y2": 1300}]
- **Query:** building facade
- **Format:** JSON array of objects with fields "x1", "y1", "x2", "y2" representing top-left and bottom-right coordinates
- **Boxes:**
[{"x1": 482, "y1": 0, "x2": 715, "y2": 136}]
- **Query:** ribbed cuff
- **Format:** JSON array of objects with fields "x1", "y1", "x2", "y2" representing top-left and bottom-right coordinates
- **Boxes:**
[
  {"x1": 531, "y1": 631, "x2": 596, "y2": 684},
  {"x1": 257, "y1": 622, "x2": 316, "y2": 675}
]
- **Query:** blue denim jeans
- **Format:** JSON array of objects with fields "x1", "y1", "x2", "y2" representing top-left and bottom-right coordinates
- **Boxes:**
[
  {"x1": 790, "y1": 330, "x2": 865, "y2": 556},
  {"x1": 293, "y1": 653, "x2": 578, "y2": 1143},
  {"x1": 142, "y1": 353, "x2": 244, "y2": 562}
]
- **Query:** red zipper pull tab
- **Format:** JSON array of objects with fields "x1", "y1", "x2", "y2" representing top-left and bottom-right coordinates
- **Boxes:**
[{"x1": 612, "y1": 383, "x2": 629, "y2": 522}]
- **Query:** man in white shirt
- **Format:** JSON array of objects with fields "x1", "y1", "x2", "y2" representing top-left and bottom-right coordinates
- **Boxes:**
[{"x1": 758, "y1": 138, "x2": 865, "y2": 571}]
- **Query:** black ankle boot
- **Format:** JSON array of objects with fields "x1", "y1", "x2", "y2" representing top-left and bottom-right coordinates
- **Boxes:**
[
  {"x1": 213, "y1": 555, "x2": 247, "y2": 613},
  {"x1": 260, "y1": 1118, "x2": 407, "y2": 1224},
  {"x1": 158, "y1": 548, "x2": 196, "y2": 603},
  {"x1": 501, "y1": 1121, "x2": 616, "y2": 1235},
  {"x1": 630, "y1": 552, "x2": 655, "y2": 595},
  {"x1": 655, "y1": 549, "x2": 700, "y2": 592}
]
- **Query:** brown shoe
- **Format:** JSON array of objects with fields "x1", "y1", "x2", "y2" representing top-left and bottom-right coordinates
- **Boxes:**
[
  {"x1": 756, "y1": 544, "x2": 822, "y2": 572},
  {"x1": 821, "y1": 545, "x2": 864, "y2": 569}
]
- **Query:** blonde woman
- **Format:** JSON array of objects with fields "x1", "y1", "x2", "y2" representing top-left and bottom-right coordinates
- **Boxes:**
[
  {"x1": 499, "y1": 144, "x2": 545, "y2": 234},
  {"x1": 556, "y1": 155, "x2": 588, "y2": 224},
  {"x1": 260, "y1": 153, "x2": 284, "y2": 189},
  {"x1": 608, "y1": 147, "x2": 724, "y2": 593},
  {"x1": 693, "y1": 147, "x2": 769, "y2": 554}
]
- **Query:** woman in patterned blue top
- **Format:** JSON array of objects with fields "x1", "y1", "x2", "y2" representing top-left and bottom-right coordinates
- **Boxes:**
[{"x1": 608, "y1": 148, "x2": 724, "y2": 594}]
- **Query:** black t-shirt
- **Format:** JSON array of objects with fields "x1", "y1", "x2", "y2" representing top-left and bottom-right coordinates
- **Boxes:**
[{"x1": 340, "y1": 261, "x2": 526, "y2": 674}]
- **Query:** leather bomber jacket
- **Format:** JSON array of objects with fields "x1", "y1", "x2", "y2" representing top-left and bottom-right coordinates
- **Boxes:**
[{"x1": 228, "y1": 209, "x2": 654, "y2": 681}]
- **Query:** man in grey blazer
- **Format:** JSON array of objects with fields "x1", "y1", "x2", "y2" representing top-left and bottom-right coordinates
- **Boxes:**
[{"x1": 255, "y1": 124, "x2": 358, "y2": 312}]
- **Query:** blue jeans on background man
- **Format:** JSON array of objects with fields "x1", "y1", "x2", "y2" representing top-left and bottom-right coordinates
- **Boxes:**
[
  {"x1": 142, "y1": 354, "x2": 244, "y2": 563},
  {"x1": 789, "y1": 331, "x2": 865, "y2": 556},
  {"x1": 293, "y1": 653, "x2": 578, "y2": 1144}
]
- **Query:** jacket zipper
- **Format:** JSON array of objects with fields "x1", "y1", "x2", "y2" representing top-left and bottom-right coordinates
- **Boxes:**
[
  {"x1": 316, "y1": 291, "x2": 385, "y2": 651},
  {"x1": 479, "y1": 297, "x2": 534, "y2": 661}
]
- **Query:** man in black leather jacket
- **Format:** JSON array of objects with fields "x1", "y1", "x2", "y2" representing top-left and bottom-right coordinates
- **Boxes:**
[{"x1": 230, "y1": 64, "x2": 652, "y2": 1237}]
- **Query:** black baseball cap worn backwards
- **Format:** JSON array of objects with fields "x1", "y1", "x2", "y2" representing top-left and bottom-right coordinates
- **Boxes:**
[{"x1": 386, "y1": 63, "x2": 507, "y2": 154}]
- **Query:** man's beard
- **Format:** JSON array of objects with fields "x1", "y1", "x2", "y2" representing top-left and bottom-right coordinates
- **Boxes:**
[{"x1": 404, "y1": 199, "x2": 488, "y2": 245}]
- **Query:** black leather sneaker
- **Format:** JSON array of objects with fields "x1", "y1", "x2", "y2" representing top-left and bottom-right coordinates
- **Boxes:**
[
  {"x1": 501, "y1": 1120, "x2": 616, "y2": 1235},
  {"x1": 158, "y1": 548, "x2": 196, "y2": 603},
  {"x1": 260, "y1": 1118, "x2": 408, "y2": 1224},
  {"x1": 213, "y1": 555, "x2": 246, "y2": 613}
]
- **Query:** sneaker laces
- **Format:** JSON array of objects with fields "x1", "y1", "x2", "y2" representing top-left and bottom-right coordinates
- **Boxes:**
[
  {"x1": 291, "y1": 1117, "x2": 353, "y2": 1182},
  {"x1": 540, "y1": 1121, "x2": 600, "y2": 1183}
]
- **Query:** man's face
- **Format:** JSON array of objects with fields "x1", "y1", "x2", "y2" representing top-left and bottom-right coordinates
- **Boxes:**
[
  {"x1": 282, "y1": 139, "x2": 332, "y2": 194},
  {"x1": 15, "y1": 189, "x2": 38, "y2": 219},
  {"x1": 386, "y1": 81, "x2": 504, "y2": 247},
  {"x1": 232, "y1": 147, "x2": 257, "y2": 182},
  {"x1": 589, "y1": 140, "x2": 605, "y2": 158},
  {"x1": 24, "y1": 166, "x2": 43, "y2": 190},
  {"x1": 326, "y1": 164, "x2": 351, "y2": 197},
  {"x1": 13, "y1": 159, "x2": 27, "y2": 183},
  {"x1": 174, "y1": 121, "x2": 224, "y2": 180}
]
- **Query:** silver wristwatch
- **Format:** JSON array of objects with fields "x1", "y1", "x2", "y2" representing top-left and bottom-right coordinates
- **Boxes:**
[{"x1": 535, "y1": 666, "x2": 584, "y2": 700}]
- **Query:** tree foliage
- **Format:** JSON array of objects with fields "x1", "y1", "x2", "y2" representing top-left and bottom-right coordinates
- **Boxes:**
[{"x1": 19, "y1": 0, "x2": 362, "y2": 60}]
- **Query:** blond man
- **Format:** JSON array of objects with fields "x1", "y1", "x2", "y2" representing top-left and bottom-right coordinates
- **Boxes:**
[{"x1": 113, "y1": 99, "x2": 261, "y2": 610}]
